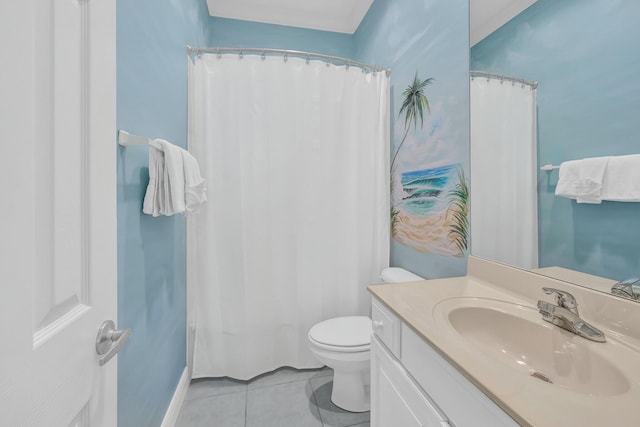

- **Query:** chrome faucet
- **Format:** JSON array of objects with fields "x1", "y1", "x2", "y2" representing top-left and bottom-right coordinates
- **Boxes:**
[
  {"x1": 537, "y1": 287, "x2": 606, "y2": 343},
  {"x1": 611, "y1": 277, "x2": 640, "y2": 301}
]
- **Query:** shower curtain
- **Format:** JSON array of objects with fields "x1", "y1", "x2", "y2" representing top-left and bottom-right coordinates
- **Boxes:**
[
  {"x1": 470, "y1": 76, "x2": 538, "y2": 269},
  {"x1": 187, "y1": 54, "x2": 390, "y2": 380}
]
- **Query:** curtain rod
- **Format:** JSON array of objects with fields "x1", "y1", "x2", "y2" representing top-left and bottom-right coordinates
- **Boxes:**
[
  {"x1": 470, "y1": 70, "x2": 538, "y2": 89},
  {"x1": 187, "y1": 45, "x2": 391, "y2": 76}
]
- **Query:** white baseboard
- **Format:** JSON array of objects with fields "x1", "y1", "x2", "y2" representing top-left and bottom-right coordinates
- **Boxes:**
[{"x1": 161, "y1": 367, "x2": 190, "y2": 427}]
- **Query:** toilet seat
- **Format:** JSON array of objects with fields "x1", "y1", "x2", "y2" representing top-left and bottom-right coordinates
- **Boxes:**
[
  {"x1": 308, "y1": 316, "x2": 371, "y2": 352},
  {"x1": 309, "y1": 336, "x2": 370, "y2": 353}
]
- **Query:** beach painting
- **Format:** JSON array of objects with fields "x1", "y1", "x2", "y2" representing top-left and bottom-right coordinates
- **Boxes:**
[{"x1": 391, "y1": 73, "x2": 469, "y2": 257}]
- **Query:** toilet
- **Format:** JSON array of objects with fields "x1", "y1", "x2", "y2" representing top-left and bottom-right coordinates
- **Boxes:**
[{"x1": 307, "y1": 267, "x2": 424, "y2": 412}]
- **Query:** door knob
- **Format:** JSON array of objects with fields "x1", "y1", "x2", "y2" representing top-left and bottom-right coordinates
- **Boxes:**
[{"x1": 96, "y1": 320, "x2": 131, "y2": 366}]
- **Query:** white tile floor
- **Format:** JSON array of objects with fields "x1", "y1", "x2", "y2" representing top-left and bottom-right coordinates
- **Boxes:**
[{"x1": 176, "y1": 367, "x2": 370, "y2": 427}]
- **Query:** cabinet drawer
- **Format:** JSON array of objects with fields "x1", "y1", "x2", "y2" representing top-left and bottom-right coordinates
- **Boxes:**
[
  {"x1": 371, "y1": 297, "x2": 401, "y2": 357},
  {"x1": 401, "y1": 325, "x2": 518, "y2": 427}
]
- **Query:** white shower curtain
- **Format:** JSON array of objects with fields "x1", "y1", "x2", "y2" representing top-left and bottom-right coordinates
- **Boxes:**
[
  {"x1": 187, "y1": 54, "x2": 390, "y2": 380},
  {"x1": 470, "y1": 77, "x2": 538, "y2": 269}
]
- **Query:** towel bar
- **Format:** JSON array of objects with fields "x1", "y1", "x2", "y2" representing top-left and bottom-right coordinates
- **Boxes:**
[{"x1": 118, "y1": 130, "x2": 152, "y2": 146}]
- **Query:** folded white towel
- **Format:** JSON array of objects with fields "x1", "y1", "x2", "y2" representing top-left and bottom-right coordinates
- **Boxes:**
[
  {"x1": 142, "y1": 138, "x2": 207, "y2": 216},
  {"x1": 143, "y1": 143, "x2": 165, "y2": 217},
  {"x1": 181, "y1": 149, "x2": 207, "y2": 214},
  {"x1": 601, "y1": 154, "x2": 640, "y2": 202},
  {"x1": 575, "y1": 156, "x2": 610, "y2": 204},
  {"x1": 555, "y1": 160, "x2": 581, "y2": 199},
  {"x1": 155, "y1": 139, "x2": 186, "y2": 216}
]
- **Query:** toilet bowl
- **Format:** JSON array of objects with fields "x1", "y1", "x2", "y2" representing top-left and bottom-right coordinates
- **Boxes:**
[
  {"x1": 308, "y1": 316, "x2": 372, "y2": 412},
  {"x1": 307, "y1": 267, "x2": 424, "y2": 412}
]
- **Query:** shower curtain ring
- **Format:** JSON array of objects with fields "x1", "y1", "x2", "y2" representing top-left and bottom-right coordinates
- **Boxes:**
[
  {"x1": 306, "y1": 55, "x2": 310, "y2": 64},
  {"x1": 217, "y1": 49, "x2": 221, "y2": 59},
  {"x1": 261, "y1": 50, "x2": 265, "y2": 60},
  {"x1": 346, "y1": 61, "x2": 350, "y2": 70},
  {"x1": 239, "y1": 50, "x2": 244, "y2": 59},
  {"x1": 284, "y1": 52, "x2": 288, "y2": 62}
]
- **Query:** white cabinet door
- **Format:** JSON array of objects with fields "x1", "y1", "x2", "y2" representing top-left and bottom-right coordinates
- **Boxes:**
[
  {"x1": 0, "y1": 0, "x2": 117, "y2": 425},
  {"x1": 371, "y1": 337, "x2": 449, "y2": 427},
  {"x1": 401, "y1": 326, "x2": 518, "y2": 427}
]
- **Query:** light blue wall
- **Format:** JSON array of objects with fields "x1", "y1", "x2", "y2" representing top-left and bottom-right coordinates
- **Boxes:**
[
  {"x1": 115, "y1": 5, "x2": 469, "y2": 424},
  {"x1": 471, "y1": 0, "x2": 640, "y2": 280},
  {"x1": 116, "y1": 0, "x2": 210, "y2": 426},
  {"x1": 208, "y1": 17, "x2": 354, "y2": 57},
  {"x1": 355, "y1": 0, "x2": 470, "y2": 279}
]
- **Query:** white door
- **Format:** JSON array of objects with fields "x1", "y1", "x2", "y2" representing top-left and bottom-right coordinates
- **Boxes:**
[{"x1": 0, "y1": 0, "x2": 118, "y2": 425}]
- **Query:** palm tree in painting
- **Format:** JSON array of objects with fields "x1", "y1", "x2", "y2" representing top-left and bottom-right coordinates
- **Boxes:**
[
  {"x1": 391, "y1": 72, "x2": 433, "y2": 237},
  {"x1": 391, "y1": 205, "x2": 400, "y2": 237},
  {"x1": 446, "y1": 167, "x2": 469, "y2": 255},
  {"x1": 390, "y1": 73, "x2": 434, "y2": 172}
]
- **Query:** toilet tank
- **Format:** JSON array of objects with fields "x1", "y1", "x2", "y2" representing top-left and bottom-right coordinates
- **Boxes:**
[{"x1": 381, "y1": 267, "x2": 424, "y2": 283}]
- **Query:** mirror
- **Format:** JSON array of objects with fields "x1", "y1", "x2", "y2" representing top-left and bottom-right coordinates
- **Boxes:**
[{"x1": 469, "y1": 1, "x2": 640, "y2": 295}]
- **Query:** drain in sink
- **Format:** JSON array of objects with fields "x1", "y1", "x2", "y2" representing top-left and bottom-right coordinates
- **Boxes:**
[{"x1": 530, "y1": 370, "x2": 553, "y2": 384}]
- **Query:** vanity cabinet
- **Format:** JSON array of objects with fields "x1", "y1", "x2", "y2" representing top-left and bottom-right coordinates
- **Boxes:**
[
  {"x1": 371, "y1": 336, "x2": 449, "y2": 426},
  {"x1": 371, "y1": 297, "x2": 518, "y2": 427}
]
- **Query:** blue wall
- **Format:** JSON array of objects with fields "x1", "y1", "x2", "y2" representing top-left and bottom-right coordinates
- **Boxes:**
[
  {"x1": 355, "y1": 0, "x2": 470, "y2": 279},
  {"x1": 208, "y1": 17, "x2": 354, "y2": 57},
  {"x1": 471, "y1": 0, "x2": 640, "y2": 280},
  {"x1": 116, "y1": 0, "x2": 210, "y2": 425},
  {"x1": 115, "y1": 4, "x2": 470, "y2": 424}
]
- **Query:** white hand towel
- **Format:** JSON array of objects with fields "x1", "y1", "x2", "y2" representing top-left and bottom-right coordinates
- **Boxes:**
[
  {"x1": 142, "y1": 138, "x2": 207, "y2": 216},
  {"x1": 555, "y1": 160, "x2": 580, "y2": 199},
  {"x1": 575, "y1": 156, "x2": 610, "y2": 204},
  {"x1": 155, "y1": 139, "x2": 186, "y2": 215},
  {"x1": 143, "y1": 144, "x2": 165, "y2": 217},
  {"x1": 601, "y1": 154, "x2": 640, "y2": 202},
  {"x1": 181, "y1": 149, "x2": 207, "y2": 214}
]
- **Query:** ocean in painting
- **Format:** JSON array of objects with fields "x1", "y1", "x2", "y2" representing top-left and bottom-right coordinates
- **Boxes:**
[{"x1": 399, "y1": 164, "x2": 457, "y2": 217}]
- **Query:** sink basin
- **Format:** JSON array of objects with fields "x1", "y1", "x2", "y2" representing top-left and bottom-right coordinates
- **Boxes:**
[{"x1": 433, "y1": 297, "x2": 630, "y2": 396}]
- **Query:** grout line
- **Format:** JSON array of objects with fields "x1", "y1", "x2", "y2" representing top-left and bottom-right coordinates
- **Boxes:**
[
  {"x1": 244, "y1": 387, "x2": 248, "y2": 427},
  {"x1": 185, "y1": 378, "x2": 249, "y2": 401},
  {"x1": 248, "y1": 375, "x2": 311, "y2": 391},
  {"x1": 184, "y1": 388, "x2": 247, "y2": 403},
  {"x1": 308, "y1": 378, "x2": 325, "y2": 427}
]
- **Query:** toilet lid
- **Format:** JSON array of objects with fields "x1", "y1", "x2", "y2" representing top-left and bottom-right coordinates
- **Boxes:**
[{"x1": 309, "y1": 316, "x2": 372, "y2": 347}]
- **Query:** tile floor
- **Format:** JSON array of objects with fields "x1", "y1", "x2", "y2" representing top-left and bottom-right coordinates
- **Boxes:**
[{"x1": 176, "y1": 367, "x2": 370, "y2": 427}]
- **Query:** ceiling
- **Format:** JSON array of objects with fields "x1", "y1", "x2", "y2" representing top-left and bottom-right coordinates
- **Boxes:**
[
  {"x1": 206, "y1": 0, "x2": 537, "y2": 43},
  {"x1": 470, "y1": 0, "x2": 537, "y2": 46},
  {"x1": 206, "y1": 0, "x2": 374, "y2": 34}
]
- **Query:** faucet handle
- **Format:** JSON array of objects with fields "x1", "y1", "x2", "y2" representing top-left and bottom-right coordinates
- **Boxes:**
[{"x1": 542, "y1": 287, "x2": 577, "y2": 310}]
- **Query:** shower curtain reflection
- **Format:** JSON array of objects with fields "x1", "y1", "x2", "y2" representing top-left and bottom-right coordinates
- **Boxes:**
[
  {"x1": 187, "y1": 53, "x2": 390, "y2": 380},
  {"x1": 470, "y1": 75, "x2": 538, "y2": 270}
]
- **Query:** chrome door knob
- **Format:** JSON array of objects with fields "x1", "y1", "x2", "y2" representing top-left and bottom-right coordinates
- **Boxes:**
[{"x1": 95, "y1": 320, "x2": 131, "y2": 366}]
